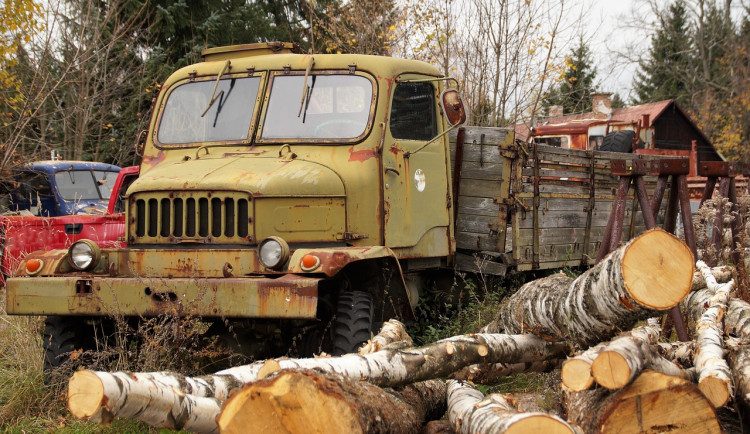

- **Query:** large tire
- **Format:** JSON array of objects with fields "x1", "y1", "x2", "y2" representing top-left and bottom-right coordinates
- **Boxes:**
[
  {"x1": 332, "y1": 291, "x2": 373, "y2": 356},
  {"x1": 600, "y1": 130, "x2": 636, "y2": 153},
  {"x1": 43, "y1": 316, "x2": 84, "y2": 371}
]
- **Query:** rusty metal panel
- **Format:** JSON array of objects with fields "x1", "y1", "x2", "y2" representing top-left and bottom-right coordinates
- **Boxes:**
[{"x1": 6, "y1": 275, "x2": 319, "y2": 318}]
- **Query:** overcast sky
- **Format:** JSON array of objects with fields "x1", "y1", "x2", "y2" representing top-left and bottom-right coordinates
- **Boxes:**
[{"x1": 581, "y1": 0, "x2": 649, "y2": 102}]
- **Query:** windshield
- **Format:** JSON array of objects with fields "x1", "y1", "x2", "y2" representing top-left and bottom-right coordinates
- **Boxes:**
[
  {"x1": 261, "y1": 74, "x2": 372, "y2": 140},
  {"x1": 158, "y1": 76, "x2": 261, "y2": 144},
  {"x1": 54, "y1": 170, "x2": 120, "y2": 201}
]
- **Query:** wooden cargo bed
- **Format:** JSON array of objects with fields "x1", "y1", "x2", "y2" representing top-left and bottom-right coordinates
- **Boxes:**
[{"x1": 450, "y1": 126, "x2": 677, "y2": 274}]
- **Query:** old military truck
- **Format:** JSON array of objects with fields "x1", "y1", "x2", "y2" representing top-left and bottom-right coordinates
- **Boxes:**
[{"x1": 6, "y1": 42, "x2": 667, "y2": 367}]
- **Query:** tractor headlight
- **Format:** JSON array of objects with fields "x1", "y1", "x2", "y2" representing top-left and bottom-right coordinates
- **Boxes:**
[
  {"x1": 258, "y1": 236, "x2": 289, "y2": 269},
  {"x1": 68, "y1": 239, "x2": 101, "y2": 271}
]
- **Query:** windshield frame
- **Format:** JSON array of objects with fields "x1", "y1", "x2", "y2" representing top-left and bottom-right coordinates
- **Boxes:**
[
  {"x1": 256, "y1": 70, "x2": 378, "y2": 145},
  {"x1": 153, "y1": 71, "x2": 267, "y2": 149}
]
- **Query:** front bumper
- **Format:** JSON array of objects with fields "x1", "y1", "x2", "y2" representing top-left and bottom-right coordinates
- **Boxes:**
[{"x1": 6, "y1": 274, "x2": 319, "y2": 318}]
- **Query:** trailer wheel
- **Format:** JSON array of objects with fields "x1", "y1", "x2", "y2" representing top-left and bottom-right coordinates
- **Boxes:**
[
  {"x1": 43, "y1": 316, "x2": 84, "y2": 371},
  {"x1": 332, "y1": 291, "x2": 373, "y2": 356}
]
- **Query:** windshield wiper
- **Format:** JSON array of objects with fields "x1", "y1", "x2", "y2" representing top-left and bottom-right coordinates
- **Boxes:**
[
  {"x1": 201, "y1": 60, "x2": 231, "y2": 118},
  {"x1": 297, "y1": 56, "x2": 315, "y2": 120}
]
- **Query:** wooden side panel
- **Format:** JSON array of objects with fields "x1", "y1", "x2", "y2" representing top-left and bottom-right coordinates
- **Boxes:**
[
  {"x1": 511, "y1": 144, "x2": 671, "y2": 271},
  {"x1": 449, "y1": 127, "x2": 514, "y2": 261},
  {"x1": 448, "y1": 128, "x2": 675, "y2": 274}
]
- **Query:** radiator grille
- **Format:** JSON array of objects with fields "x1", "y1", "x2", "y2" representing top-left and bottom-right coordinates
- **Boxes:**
[{"x1": 130, "y1": 192, "x2": 253, "y2": 244}]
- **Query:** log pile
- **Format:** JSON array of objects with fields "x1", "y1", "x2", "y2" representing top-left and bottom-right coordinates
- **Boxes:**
[{"x1": 65, "y1": 230, "x2": 750, "y2": 433}]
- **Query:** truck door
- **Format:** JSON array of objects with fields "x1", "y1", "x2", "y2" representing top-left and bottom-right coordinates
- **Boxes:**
[{"x1": 382, "y1": 79, "x2": 451, "y2": 255}]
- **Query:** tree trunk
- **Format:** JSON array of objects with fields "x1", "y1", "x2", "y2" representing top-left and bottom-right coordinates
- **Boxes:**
[
  {"x1": 726, "y1": 339, "x2": 750, "y2": 426},
  {"x1": 564, "y1": 370, "x2": 720, "y2": 434},
  {"x1": 450, "y1": 359, "x2": 561, "y2": 384},
  {"x1": 67, "y1": 370, "x2": 221, "y2": 433},
  {"x1": 447, "y1": 380, "x2": 574, "y2": 433},
  {"x1": 691, "y1": 265, "x2": 733, "y2": 291},
  {"x1": 487, "y1": 229, "x2": 694, "y2": 347},
  {"x1": 726, "y1": 296, "x2": 750, "y2": 341},
  {"x1": 69, "y1": 333, "x2": 568, "y2": 431},
  {"x1": 359, "y1": 319, "x2": 412, "y2": 354},
  {"x1": 561, "y1": 342, "x2": 607, "y2": 391},
  {"x1": 693, "y1": 262, "x2": 734, "y2": 408},
  {"x1": 590, "y1": 319, "x2": 661, "y2": 389},
  {"x1": 657, "y1": 341, "x2": 695, "y2": 367},
  {"x1": 217, "y1": 370, "x2": 447, "y2": 434}
]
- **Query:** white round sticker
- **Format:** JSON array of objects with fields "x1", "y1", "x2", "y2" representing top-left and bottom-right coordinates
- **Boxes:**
[{"x1": 414, "y1": 169, "x2": 426, "y2": 192}]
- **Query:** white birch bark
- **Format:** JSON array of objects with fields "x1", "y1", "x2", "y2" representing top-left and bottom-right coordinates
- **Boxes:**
[
  {"x1": 358, "y1": 319, "x2": 412, "y2": 354},
  {"x1": 561, "y1": 342, "x2": 607, "y2": 391},
  {"x1": 67, "y1": 370, "x2": 221, "y2": 433},
  {"x1": 691, "y1": 265, "x2": 733, "y2": 291},
  {"x1": 490, "y1": 229, "x2": 693, "y2": 347},
  {"x1": 69, "y1": 333, "x2": 568, "y2": 432},
  {"x1": 446, "y1": 380, "x2": 575, "y2": 433},
  {"x1": 591, "y1": 319, "x2": 661, "y2": 389},
  {"x1": 657, "y1": 341, "x2": 695, "y2": 367},
  {"x1": 693, "y1": 262, "x2": 734, "y2": 407}
]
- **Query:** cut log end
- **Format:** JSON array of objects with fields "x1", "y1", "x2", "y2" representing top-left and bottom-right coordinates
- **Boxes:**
[
  {"x1": 218, "y1": 371, "x2": 363, "y2": 434},
  {"x1": 602, "y1": 371, "x2": 720, "y2": 434},
  {"x1": 622, "y1": 229, "x2": 694, "y2": 310},
  {"x1": 561, "y1": 359, "x2": 594, "y2": 391},
  {"x1": 698, "y1": 377, "x2": 731, "y2": 408},
  {"x1": 505, "y1": 414, "x2": 575, "y2": 434},
  {"x1": 68, "y1": 370, "x2": 106, "y2": 420},
  {"x1": 591, "y1": 351, "x2": 632, "y2": 390}
]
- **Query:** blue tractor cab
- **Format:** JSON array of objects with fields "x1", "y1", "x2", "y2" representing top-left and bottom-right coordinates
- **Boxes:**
[{"x1": 3, "y1": 161, "x2": 121, "y2": 217}]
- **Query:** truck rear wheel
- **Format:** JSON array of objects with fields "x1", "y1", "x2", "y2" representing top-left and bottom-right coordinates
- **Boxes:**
[{"x1": 332, "y1": 291, "x2": 373, "y2": 356}]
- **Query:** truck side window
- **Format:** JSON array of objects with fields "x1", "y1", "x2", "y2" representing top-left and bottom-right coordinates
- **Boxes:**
[{"x1": 390, "y1": 82, "x2": 437, "y2": 141}]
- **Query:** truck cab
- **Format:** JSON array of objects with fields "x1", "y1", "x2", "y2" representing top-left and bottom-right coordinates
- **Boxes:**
[
  {"x1": 2, "y1": 161, "x2": 121, "y2": 217},
  {"x1": 6, "y1": 42, "x2": 466, "y2": 364}
]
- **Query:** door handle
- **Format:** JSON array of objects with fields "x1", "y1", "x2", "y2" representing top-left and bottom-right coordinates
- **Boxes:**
[
  {"x1": 385, "y1": 167, "x2": 400, "y2": 176},
  {"x1": 65, "y1": 223, "x2": 83, "y2": 235}
]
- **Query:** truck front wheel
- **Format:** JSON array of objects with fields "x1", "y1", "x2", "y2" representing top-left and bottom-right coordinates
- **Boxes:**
[
  {"x1": 43, "y1": 316, "x2": 85, "y2": 371},
  {"x1": 332, "y1": 291, "x2": 373, "y2": 356}
]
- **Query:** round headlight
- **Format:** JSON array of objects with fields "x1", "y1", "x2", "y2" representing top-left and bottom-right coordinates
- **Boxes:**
[
  {"x1": 68, "y1": 239, "x2": 101, "y2": 271},
  {"x1": 258, "y1": 236, "x2": 289, "y2": 269}
]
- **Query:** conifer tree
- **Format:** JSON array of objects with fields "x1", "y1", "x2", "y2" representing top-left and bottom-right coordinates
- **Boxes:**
[
  {"x1": 633, "y1": 0, "x2": 691, "y2": 105},
  {"x1": 544, "y1": 38, "x2": 597, "y2": 115}
]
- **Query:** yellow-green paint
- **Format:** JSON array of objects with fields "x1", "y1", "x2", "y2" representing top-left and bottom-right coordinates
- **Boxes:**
[
  {"x1": 7, "y1": 48, "x2": 457, "y2": 318},
  {"x1": 6, "y1": 275, "x2": 319, "y2": 318}
]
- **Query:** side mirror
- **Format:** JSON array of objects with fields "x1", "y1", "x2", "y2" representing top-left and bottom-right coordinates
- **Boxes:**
[
  {"x1": 135, "y1": 130, "x2": 147, "y2": 156},
  {"x1": 440, "y1": 89, "x2": 467, "y2": 126}
]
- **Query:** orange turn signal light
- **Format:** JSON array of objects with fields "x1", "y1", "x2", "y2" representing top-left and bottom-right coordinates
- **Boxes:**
[
  {"x1": 25, "y1": 258, "x2": 43, "y2": 275},
  {"x1": 300, "y1": 254, "x2": 321, "y2": 271}
]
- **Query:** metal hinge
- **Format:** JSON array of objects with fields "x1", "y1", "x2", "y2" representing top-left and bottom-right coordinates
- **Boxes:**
[
  {"x1": 499, "y1": 145, "x2": 518, "y2": 159},
  {"x1": 337, "y1": 232, "x2": 368, "y2": 241},
  {"x1": 446, "y1": 192, "x2": 452, "y2": 209}
]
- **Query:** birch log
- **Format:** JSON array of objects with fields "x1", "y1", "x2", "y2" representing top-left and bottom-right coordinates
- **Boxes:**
[
  {"x1": 67, "y1": 370, "x2": 221, "y2": 433},
  {"x1": 564, "y1": 370, "x2": 720, "y2": 434},
  {"x1": 726, "y1": 297, "x2": 750, "y2": 341},
  {"x1": 217, "y1": 370, "x2": 447, "y2": 434},
  {"x1": 726, "y1": 338, "x2": 750, "y2": 426},
  {"x1": 358, "y1": 319, "x2": 412, "y2": 354},
  {"x1": 447, "y1": 381, "x2": 574, "y2": 433},
  {"x1": 693, "y1": 263, "x2": 734, "y2": 408},
  {"x1": 450, "y1": 359, "x2": 561, "y2": 384},
  {"x1": 69, "y1": 333, "x2": 568, "y2": 431},
  {"x1": 487, "y1": 229, "x2": 694, "y2": 347},
  {"x1": 657, "y1": 341, "x2": 695, "y2": 367},
  {"x1": 561, "y1": 343, "x2": 607, "y2": 392},
  {"x1": 691, "y1": 265, "x2": 733, "y2": 291},
  {"x1": 590, "y1": 319, "x2": 661, "y2": 389}
]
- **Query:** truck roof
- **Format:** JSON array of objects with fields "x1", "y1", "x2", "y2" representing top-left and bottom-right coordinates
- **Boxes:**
[
  {"x1": 163, "y1": 49, "x2": 443, "y2": 89},
  {"x1": 26, "y1": 160, "x2": 121, "y2": 174}
]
